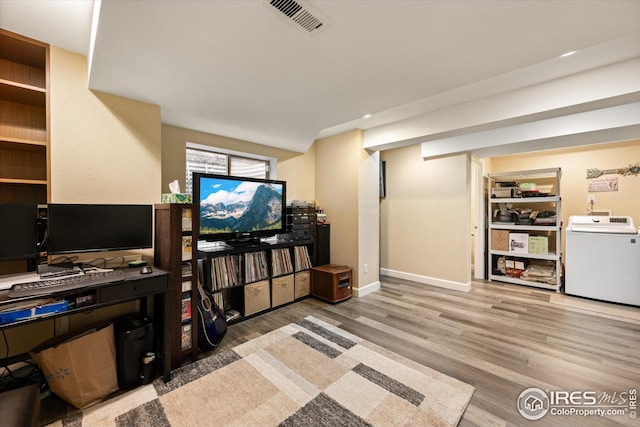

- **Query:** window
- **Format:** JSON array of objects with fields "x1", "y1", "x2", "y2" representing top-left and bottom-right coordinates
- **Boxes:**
[{"x1": 185, "y1": 144, "x2": 274, "y2": 195}]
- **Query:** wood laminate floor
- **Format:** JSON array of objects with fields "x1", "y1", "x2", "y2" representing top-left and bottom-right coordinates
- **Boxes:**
[
  {"x1": 218, "y1": 276, "x2": 640, "y2": 427},
  {"x1": 38, "y1": 276, "x2": 639, "y2": 426}
]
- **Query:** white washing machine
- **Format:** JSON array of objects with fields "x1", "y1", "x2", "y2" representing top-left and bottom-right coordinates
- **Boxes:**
[{"x1": 565, "y1": 215, "x2": 640, "y2": 306}]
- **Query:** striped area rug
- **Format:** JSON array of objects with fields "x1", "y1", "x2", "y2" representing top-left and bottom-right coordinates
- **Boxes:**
[{"x1": 49, "y1": 316, "x2": 474, "y2": 427}]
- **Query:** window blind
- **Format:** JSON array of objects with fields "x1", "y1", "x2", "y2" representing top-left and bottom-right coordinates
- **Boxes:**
[{"x1": 185, "y1": 148, "x2": 270, "y2": 195}]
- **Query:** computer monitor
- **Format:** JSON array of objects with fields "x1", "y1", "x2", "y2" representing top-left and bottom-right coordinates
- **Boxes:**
[
  {"x1": 0, "y1": 203, "x2": 38, "y2": 261},
  {"x1": 46, "y1": 204, "x2": 153, "y2": 255}
]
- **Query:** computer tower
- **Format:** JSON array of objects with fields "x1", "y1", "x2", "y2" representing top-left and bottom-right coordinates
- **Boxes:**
[{"x1": 113, "y1": 313, "x2": 155, "y2": 390}]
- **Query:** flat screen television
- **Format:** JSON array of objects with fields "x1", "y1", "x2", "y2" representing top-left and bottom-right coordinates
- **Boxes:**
[
  {"x1": 46, "y1": 204, "x2": 153, "y2": 254},
  {"x1": 193, "y1": 173, "x2": 286, "y2": 245},
  {"x1": 0, "y1": 203, "x2": 37, "y2": 261}
]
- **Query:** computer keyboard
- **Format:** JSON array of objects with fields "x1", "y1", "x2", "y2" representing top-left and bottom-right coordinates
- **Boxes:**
[{"x1": 8, "y1": 269, "x2": 126, "y2": 298}]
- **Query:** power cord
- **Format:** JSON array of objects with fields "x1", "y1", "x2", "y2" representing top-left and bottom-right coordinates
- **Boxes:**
[
  {"x1": 1, "y1": 329, "x2": 17, "y2": 383},
  {"x1": 84, "y1": 255, "x2": 126, "y2": 270},
  {"x1": 49, "y1": 255, "x2": 79, "y2": 266}
]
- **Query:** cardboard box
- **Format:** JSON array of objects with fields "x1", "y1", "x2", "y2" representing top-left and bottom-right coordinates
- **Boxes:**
[
  {"x1": 161, "y1": 193, "x2": 192, "y2": 203},
  {"x1": 272, "y1": 274, "x2": 294, "y2": 307},
  {"x1": 529, "y1": 236, "x2": 549, "y2": 254},
  {"x1": 509, "y1": 233, "x2": 529, "y2": 254},
  {"x1": 244, "y1": 280, "x2": 270, "y2": 316},
  {"x1": 491, "y1": 230, "x2": 510, "y2": 251},
  {"x1": 294, "y1": 270, "x2": 311, "y2": 299},
  {"x1": 30, "y1": 324, "x2": 118, "y2": 409}
]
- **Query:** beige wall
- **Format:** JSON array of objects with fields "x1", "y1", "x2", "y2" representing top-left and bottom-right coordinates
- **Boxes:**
[
  {"x1": 488, "y1": 139, "x2": 640, "y2": 255},
  {"x1": 50, "y1": 47, "x2": 161, "y2": 204},
  {"x1": 161, "y1": 124, "x2": 313, "y2": 199},
  {"x1": 315, "y1": 131, "x2": 359, "y2": 282},
  {"x1": 380, "y1": 146, "x2": 471, "y2": 289},
  {"x1": 49, "y1": 47, "x2": 160, "y2": 264},
  {"x1": 278, "y1": 142, "x2": 315, "y2": 202},
  {"x1": 315, "y1": 130, "x2": 380, "y2": 290}
]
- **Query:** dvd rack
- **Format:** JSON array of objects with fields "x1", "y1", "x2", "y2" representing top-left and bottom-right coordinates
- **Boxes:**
[{"x1": 154, "y1": 204, "x2": 198, "y2": 369}]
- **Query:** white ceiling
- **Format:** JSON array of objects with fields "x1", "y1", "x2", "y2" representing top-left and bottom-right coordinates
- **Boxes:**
[{"x1": 1, "y1": 0, "x2": 639, "y2": 153}]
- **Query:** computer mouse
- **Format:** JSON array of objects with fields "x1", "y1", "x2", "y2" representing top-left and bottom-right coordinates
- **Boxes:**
[{"x1": 140, "y1": 266, "x2": 153, "y2": 274}]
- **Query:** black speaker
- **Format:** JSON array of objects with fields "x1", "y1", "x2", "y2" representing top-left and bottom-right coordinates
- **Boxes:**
[
  {"x1": 114, "y1": 313, "x2": 155, "y2": 390},
  {"x1": 316, "y1": 223, "x2": 330, "y2": 266}
]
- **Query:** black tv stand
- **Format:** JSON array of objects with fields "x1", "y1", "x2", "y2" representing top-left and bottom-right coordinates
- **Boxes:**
[
  {"x1": 226, "y1": 237, "x2": 263, "y2": 248},
  {"x1": 197, "y1": 238, "x2": 315, "y2": 325}
]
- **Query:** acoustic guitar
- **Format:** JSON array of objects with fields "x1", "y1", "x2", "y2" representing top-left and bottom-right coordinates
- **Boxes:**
[{"x1": 195, "y1": 276, "x2": 227, "y2": 351}]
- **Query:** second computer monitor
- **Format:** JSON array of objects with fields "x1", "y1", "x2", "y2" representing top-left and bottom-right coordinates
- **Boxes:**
[{"x1": 46, "y1": 204, "x2": 153, "y2": 255}]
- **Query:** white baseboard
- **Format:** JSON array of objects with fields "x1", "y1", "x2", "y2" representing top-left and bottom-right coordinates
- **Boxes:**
[
  {"x1": 380, "y1": 268, "x2": 471, "y2": 292},
  {"x1": 353, "y1": 280, "x2": 381, "y2": 297}
]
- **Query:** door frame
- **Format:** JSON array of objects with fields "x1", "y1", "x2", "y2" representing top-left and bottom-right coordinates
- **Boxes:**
[{"x1": 472, "y1": 156, "x2": 486, "y2": 280}]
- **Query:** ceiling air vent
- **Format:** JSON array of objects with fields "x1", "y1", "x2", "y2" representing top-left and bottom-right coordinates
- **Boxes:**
[{"x1": 268, "y1": 0, "x2": 328, "y2": 34}]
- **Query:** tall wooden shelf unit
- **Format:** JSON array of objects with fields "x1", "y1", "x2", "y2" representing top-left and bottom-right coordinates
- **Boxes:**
[
  {"x1": 0, "y1": 29, "x2": 50, "y2": 204},
  {"x1": 487, "y1": 167, "x2": 562, "y2": 291},
  {"x1": 154, "y1": 204, "x2": 198, "y2": 369}
]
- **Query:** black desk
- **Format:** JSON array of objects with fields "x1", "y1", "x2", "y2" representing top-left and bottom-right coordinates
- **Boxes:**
[{"x1": 0, "y1": 269, "x2": 171, "y2": 383}]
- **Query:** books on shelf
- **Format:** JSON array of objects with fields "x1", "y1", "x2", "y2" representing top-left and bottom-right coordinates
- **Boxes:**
[
  {"x1": 225, "y1": 309, "x2": 241, "y2": 322},
  {"x1": 181, "y1": 261, "x2": 192, "y2": 278},
  {"x1": 212, "y1": 292, "x2": 225, "y2": 314},
  {"x1": 209, "y1": 254, "x2": 242, "y2": 290},
  {"x1": 181, "y1": 280, "x2": 192, "y2": 293},
  {"x1": 182, "y1": 236, "x2": 192, "y2": 261},
  {"x1": 181, "y1": 323, "x2": 191, "y2": 351},
  {"x1": 294, "y1": 246, "x2": 312, "y2": 271},
  {"x1": 197, "y1": 243, "x2": 313, "y2": 327},
  {"x1": 181, "y1": 293, "x2": 192, "y2": 321},
  {"x1": 271, "y1": 248, "x2": 294, "y2": 277},
  {"x1": 181, "y1": 207, "x2": 192, "y2": 232},
  {"x1": 244, "y1": 251, "x2": 269, "y2": 283}
]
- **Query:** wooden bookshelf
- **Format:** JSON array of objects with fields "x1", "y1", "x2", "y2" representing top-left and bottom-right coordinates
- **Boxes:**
[
  {"x1": 0, "y1": 29, "x2": 50, "y2": 204},
  {"x1": 154, "y1": 204, "x2": 198, "y2": 369}
]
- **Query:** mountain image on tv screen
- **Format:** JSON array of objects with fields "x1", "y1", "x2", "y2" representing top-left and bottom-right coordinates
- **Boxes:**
[{"x1": 199, "y1": 178, "x2": 283, "y2": 235}]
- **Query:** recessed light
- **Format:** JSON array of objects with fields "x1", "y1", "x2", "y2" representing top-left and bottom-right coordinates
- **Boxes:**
[
  {"x1": 560, "y1": 50, "x2": 577, "y2": 58},
  {"x1": 363, "y1": 114, "x2": 371, "y2": 119}
]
